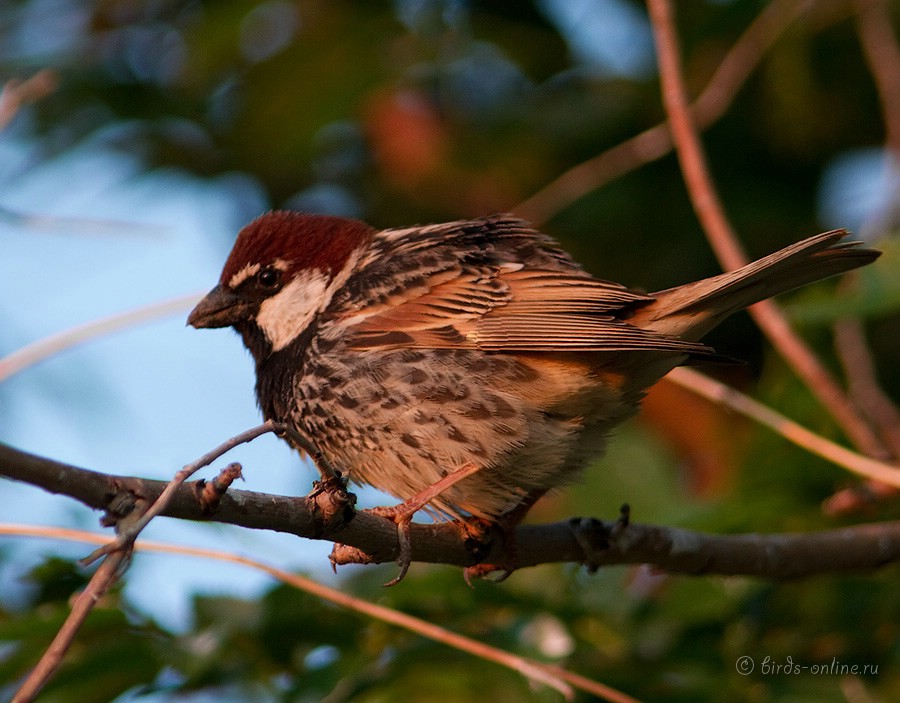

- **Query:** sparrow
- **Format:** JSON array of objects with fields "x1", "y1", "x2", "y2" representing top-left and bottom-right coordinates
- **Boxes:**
[{"x1": 188, "y1": 212, "x2": 878, "y2": 579}]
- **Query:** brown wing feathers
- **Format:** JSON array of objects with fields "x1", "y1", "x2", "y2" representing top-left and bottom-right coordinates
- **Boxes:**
[{"x1": 344, "y1": 216, "x2": 713, "y2": 356}]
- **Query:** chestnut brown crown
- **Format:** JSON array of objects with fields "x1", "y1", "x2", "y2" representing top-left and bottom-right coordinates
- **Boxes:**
[
  {"x1": 219, "y1": 211, "x2": 374, "y2": 286},
  {"x1": 187, "y1": 211, "x2": 374, "y2": 338}
]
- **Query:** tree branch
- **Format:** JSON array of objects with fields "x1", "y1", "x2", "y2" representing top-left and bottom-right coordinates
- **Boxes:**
[
  {"x1": 515, "y1": 0, "x2": 813, "y2": 224},
  {"x1": 0, "y1": 293, "x2": 200, "y2": 382},
  {"x1": 666, "y1": 368, "x2": 900, "y2": 489},
  {"x1": 12, "y1": 545, "x2": 132, "y2": 703},
  {"x1": 2, "y1": 524, "x2": 646, "y2": 703},
  {"x1": 646, "y1": 0, "x2": 889, "y2": 460},
  {"x1": 855, "y1": 0, "x2": 900, "y2": 154},
  {"x1": 3, "y1": 441, "x2": 900, "y2": 579}
]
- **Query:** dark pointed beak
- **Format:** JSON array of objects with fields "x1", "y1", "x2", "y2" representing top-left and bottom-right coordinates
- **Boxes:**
[{"x1": 187, "y1": 285, "x2": 253, "y2": 329}]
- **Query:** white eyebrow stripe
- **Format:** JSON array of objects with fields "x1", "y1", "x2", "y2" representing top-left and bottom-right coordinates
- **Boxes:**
[
  {"x1": 229, "y1": 263, "x2": 261, "y2": 288},
  {"x1": 228, "y1": 259, "x2": 292, "y2": 289}
]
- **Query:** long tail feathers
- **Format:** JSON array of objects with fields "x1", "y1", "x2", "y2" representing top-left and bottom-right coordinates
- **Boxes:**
[{"x1": 634, "y1": 230, "x2": 880, "y2": 340}]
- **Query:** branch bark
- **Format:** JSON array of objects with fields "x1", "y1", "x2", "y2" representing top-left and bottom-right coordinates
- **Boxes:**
[{"x1": 3, "y1": 441, "x2": 900, "y2": 579}]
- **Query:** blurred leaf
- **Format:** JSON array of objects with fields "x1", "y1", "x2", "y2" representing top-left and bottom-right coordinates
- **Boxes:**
[
  {"x1": 24, "y1": 556, "x2": 90, "y2": 606},
  {"x1": 0, "y1": 558, "x2": 169, "y2": 703}
]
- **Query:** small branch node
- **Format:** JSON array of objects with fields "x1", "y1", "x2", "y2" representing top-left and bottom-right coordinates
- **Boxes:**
[
  {"x1": 568, "y1": 508, "x2": 633, "y2": 574},
  {"x1": 305, "y1": 472, "x2": 357, "y2": 537},
  {"x1": 613, "y1": 503, "x2": 631, "y2": 536},
  {"x1": 194, "y1": 462, "x2": 244, "y2": 514},
  {"x1": 99, "y1": 480, "x2": 146, "y2": 528},
  {"x1": 330, "y1": 542, "x2": 375, "y2": 569},
  {"x1": 569, "y1": 517, "x2": 609, "y2": 574},
  {"x1": 460, "y1": 518, "x2": 494, "y2": 565}
]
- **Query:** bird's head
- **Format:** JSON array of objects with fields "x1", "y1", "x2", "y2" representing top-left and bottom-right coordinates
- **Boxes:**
[{"x1": 188, "y1": 211, "x2": 374, "y2": 360}]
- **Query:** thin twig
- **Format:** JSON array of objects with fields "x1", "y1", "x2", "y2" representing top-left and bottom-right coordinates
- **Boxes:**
[
  {"x1": 516, "y1": 0, "x2": 810, "y2": 224},
  {"x1": 0, "y1": 69, "x2": 58, "y2": 131},
  {"x1": 853, "y1": 0, "x2": 900, "y2": 239},
  {"x1": 855, "y1": 0, "x2": 900, "y2": 154},
  {"x1": 646, "y1": 0, "x2": 888, "y2": 459},
  {"x1": 755, "y1": 305, "x2": 887, "y2": 458},
  {"x1": 82, "y1": 421, "x2": 279, "y2": 564},
  {"x1": 824, "y1": 480, "x2": 900, "y2": 516},
  {"x1": 666, "y1": 368, "x2": 900, "y2": 489},
  {"x1": 0, "y1": 206, "x2": 170, "y2": 238},
  {"x1": 844, "y1": 0, "x2": 900, "y2": 454},
  {"x1": 0, "y1": 292, "x2": 202, "y2": 382},
  {"x1": 851, "y1": 0, "x2": 900, "y2": 242},
  {"x1": 11, "y1": 534, "x2": 134, "y2": 702},
  {"x1": 275, "y1": 423, "x2": 338, "y2": 480},
  {"x1": 13, "y1": 422, "x2": 283, "y2": 699},
  {"x1": 834, "y1": 316, "x2": 900, "y2": 458},
  {"x1": 829, "y1": 312, "x2": 900, "y2": 513},
  {"x1": 1, "y1": 525, "x2": 647, "y2": 703}
]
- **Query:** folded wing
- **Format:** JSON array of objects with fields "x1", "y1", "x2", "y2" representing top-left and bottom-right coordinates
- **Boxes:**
[{"x1": 336, "y1": 216, "x2": 714, "y2": 356}]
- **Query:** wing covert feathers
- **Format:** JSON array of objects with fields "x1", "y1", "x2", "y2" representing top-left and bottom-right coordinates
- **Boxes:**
[{"x1": 337, "y1": 218, "x2": 879, "y2": 355}]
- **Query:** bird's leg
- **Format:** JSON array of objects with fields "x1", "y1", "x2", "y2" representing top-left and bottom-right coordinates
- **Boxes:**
[
  {"x1": 370, "y1": 462, "x2": 482, "y2": 586},
  {"x1": 462, "y1": 489, "x2": 547, "y2": 584},
  {"x1": 272, "y1": 422, "x2": 339, "y2": 481}
]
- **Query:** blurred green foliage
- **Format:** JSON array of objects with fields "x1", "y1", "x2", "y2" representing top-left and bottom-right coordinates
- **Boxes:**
[{"x1": 2, "y1": 0, "x2": 900, "y2": 701}]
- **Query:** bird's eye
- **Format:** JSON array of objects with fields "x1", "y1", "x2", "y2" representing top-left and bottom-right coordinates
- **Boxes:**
[{"x1": 257, "y1": 268, "x2": 281, "y2": 289}]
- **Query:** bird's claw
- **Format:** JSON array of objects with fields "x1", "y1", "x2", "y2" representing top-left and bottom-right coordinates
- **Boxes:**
[
  {"x1": 382, "y1": 518, "x2": 413, "y2": 587},
  {"x1": 458, "y1": 514, "x2": 519, "y2": 585},
  {"x1": 368, "y1": 504, "x2": 417, "y2": 586}
]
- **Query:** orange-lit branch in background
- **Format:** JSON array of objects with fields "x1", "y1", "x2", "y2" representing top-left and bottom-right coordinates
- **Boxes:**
[{"x1": 647, "y1": 0, "x2": 890, "y2": 460}]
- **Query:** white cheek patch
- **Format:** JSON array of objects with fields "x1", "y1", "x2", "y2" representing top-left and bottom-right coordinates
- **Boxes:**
[
  {"x1": 256, "y1": 270, "x2": 329, "y2": 351},
  {"x1": 255, "y1": 247, "x2": 366, "y2": 352}
]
